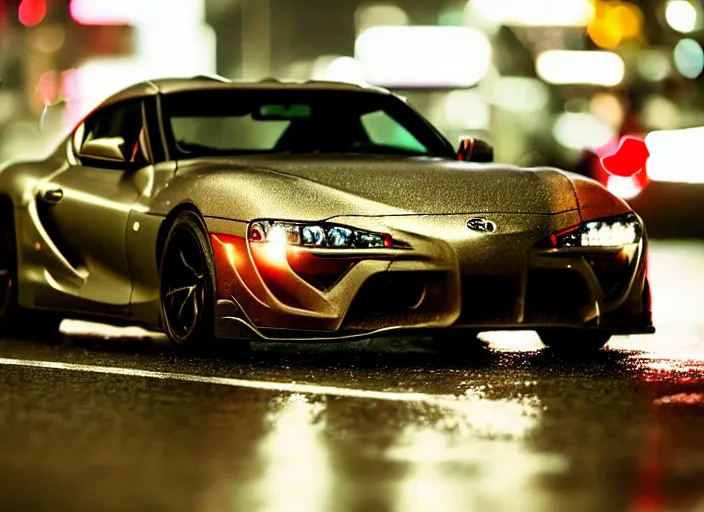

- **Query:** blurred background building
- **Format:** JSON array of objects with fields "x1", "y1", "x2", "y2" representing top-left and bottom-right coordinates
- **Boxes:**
[{"x1": 1, "y1": 0, "x2": 703, "y2": 234}]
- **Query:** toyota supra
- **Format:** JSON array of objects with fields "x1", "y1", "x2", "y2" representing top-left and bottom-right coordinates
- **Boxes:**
[{"x1": 0, "y1": 76, "x2": 653, "y2": 352}]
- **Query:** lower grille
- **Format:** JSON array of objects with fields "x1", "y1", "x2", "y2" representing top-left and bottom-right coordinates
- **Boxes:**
[
  {"x1": 458, "y1": 276, "x2": 520, "y2": 323},
  {"x1": 525, "y1": 269, "x2": 590, "y2": 323}
]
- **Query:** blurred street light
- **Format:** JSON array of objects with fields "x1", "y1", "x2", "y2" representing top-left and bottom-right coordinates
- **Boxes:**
[
  {"x1": 18, "y1": 0, "x2": 45, "y2": 27},
  {"x1": 665, "y1": 0, "x2": 698, "y2": 33},
  {"x1": 355, "y1": 26, "x2": 491, "y2": 88},
  {"x1": 674, "y1": 38, "x2": 704, "y2": 78},
  {"x1": 645, "y1": 127, "x2": 704, "y2": 183},
  {"x1": 470, "y1": 0, "x2": 594, "y2": 27},
  {"x1": 553, "y1": 112, "x2": 615, "y2": 151},
  {"x1": 587, "y1": 1, "x2": 644, "y2": 49},
  {"x1": 536, "y1": 50, "x2": 625, "y2": 86},
  {"x1": 636, "y1": 49, "x2": 672, "y2": 81}
]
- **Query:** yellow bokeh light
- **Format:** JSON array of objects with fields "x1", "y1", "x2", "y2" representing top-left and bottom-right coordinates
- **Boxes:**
[
  {"x1": 588, "y1": 18, "x2": 622, "y2": 49},
  {"x1": 608, "y1": 4, "x2": 643, "y2": 39},
  {"x1": 587, "y1": 1, "x2": 644, "y2": 49}
]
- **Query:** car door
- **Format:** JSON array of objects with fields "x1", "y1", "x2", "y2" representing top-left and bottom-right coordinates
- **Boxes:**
[{"x1": 35, "y1": 98, "x2": 148, "y2": 312}]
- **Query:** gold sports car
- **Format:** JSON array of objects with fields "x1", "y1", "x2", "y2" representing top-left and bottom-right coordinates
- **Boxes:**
[{"x1": 0, "y1": 76, "x2": 653, "y2": 352}]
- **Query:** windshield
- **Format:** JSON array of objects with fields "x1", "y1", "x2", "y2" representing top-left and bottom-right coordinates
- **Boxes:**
[{"x1": 162, "y1": 88, "x2": 455, "y2": 158}]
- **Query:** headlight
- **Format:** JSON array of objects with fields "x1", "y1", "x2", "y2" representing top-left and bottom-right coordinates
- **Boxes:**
[
  {"x1": 248, "y1": 220, "x2": 395, "y2": 249},
  {"x1": 550, "y1": 213, "x2": 643, "y2": 248}
]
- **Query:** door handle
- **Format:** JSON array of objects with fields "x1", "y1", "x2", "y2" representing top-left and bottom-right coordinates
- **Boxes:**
[{"x1": 40, "y1": 188, "x2": 64, "y2": 204}]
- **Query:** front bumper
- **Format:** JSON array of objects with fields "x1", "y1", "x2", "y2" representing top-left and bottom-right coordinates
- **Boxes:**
[{"x1": 206, "y1": 213, "x2": 653, "y2": 341}]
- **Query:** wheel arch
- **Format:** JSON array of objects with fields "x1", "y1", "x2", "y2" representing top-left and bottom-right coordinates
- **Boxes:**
[{"x1": 155, "y1": 202, "x2": 204, "y2": 268}]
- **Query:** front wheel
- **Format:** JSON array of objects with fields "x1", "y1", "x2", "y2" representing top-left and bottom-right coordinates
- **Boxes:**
[
  {"x1": 538, "y1": 329, "x2": 611, "y2": 352},
  {"x1": 159, "y1": 211, "x2": 216, "y2": 345}
]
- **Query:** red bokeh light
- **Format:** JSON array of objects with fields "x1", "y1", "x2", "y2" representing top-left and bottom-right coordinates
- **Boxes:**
[
  {"x1": 18, "y1": 0, "x2": 46, "y2": 27},
  {"x1": 600, "y1": 135, "x2": 650, "y2": 178}
]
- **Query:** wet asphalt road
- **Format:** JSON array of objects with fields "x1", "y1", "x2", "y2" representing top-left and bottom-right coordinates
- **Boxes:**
[{"x1": 1, "y1": 241, "x2": 704, "y2": 512}]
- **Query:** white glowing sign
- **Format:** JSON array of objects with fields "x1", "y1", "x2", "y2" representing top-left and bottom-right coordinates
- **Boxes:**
[{"x1": 355, "y1": 26, "x2": 492, "y2": 88}]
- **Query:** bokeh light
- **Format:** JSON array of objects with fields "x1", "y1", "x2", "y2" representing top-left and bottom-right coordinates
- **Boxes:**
[
  {"x1": 665, "y1": 0, "x2": 698, "y2": 33},
  {"x1": 18, "y1": 0, "x2": 46, "y2": 27},
  {"x1": 587, "y1": 1, "x2": 643, "y2": 49},
  {"x1": 606, "y1": 175, "x2": 644, "y2": 200},
  {"x1": 645, "y1": 127, "x2": 704, "y2": 183},
  {"x1": 486, "y1": 77, "x2": 549, "y2": 113},
  {"x1": 590, "y1": 93, "x2": 625, "y2": 129},
  {"x1": 536, "y1": 50, "x2": 625, "y2": 86},
  {"x1": 553, "y1": 113, "x2": 615, "y2": 151},
  {"x1": 355, "y1": 26, "x2": 491, "y2": 88},
  {"x1": 636, "y1": 49, "x2": 672, "y2": 81},
  {"x1": 470, "y1": 0, "x2": 594, "y2": 27},
  {"x1": 28, "y1": 25, "x2": 66, "y2": 54},
  {"x1": 673, "y1": 38, "x2": 704, "y2": 78},
  {"x1": 312, "y1": 56, "x2": 366, "y2": 85},
  {"x1": 642, "y1": 96, "x2": 681, "y2": 130},
  {"x1": 443, "y1": 90, "x2": 490, "y2": 130},
  {"x1": 354, "y1": 3, "x2": 409, "y2": 34}
]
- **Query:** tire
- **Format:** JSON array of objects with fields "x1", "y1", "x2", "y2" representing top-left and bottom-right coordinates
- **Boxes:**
[
  {"x1": 538, "y1": 329, "x2": 611, "y2": 352},
  {"x1": 158, "y1": 211, "x2": 217, "y2": 345},
  {"x1": 0, "y1": 206, "x2": 62, "y2": 339}
]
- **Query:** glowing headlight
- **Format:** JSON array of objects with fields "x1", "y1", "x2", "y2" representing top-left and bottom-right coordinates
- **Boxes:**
[
  {"x1": 551, "y1": 213, "x2": 643, "y2": 248},
  {"x1": 248, "y1": 220, "x2": 395, "y2": 249}
]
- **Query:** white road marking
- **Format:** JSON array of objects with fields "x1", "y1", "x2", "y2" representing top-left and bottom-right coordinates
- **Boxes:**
[{"x1": 0, "y1": 357, "x2": 447, "y2": 403}]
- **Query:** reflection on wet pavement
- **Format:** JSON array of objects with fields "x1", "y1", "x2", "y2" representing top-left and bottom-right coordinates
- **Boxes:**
[{"x1": 1, "y1": 240, "x2": 704, "y2": 511}]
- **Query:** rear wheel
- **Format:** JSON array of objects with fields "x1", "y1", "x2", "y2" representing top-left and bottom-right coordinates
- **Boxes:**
[
  {"x1": 538, "y1": 329, "x2": 611, "y2": 352},
  {"x1": 0, "y1": 207, "x2": 62, "y2": 339}
]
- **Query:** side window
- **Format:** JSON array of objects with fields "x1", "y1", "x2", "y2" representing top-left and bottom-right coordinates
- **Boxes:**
[
  {"x1": 360, "y1": 110, "x2": 428, "y2": 153},
  {"x1": 75, "y1": 100, "x2": 146, "y2": 164}
]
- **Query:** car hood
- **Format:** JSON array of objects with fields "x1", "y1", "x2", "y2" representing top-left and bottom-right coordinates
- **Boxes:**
[{"x1": 168, "y1": 155, "x2": 580, "y2": 218}]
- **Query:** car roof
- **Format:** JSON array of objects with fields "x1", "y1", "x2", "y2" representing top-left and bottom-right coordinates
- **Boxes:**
[{"x1": 98, "y1": 75, "x2": 393, "y2": 108}]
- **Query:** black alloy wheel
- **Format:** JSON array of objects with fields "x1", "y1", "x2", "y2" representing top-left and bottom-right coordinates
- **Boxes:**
[{"x1": 159, "y1": 211, "x2": 215, "y2": 345}]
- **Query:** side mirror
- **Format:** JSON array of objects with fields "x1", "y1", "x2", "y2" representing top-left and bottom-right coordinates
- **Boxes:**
[
  {"x1": 457, "y1": 137, "x2": 494, "y2": 163},
  {"x1": 79, "y1": 137, "x2": 127, "y2": 163}
]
